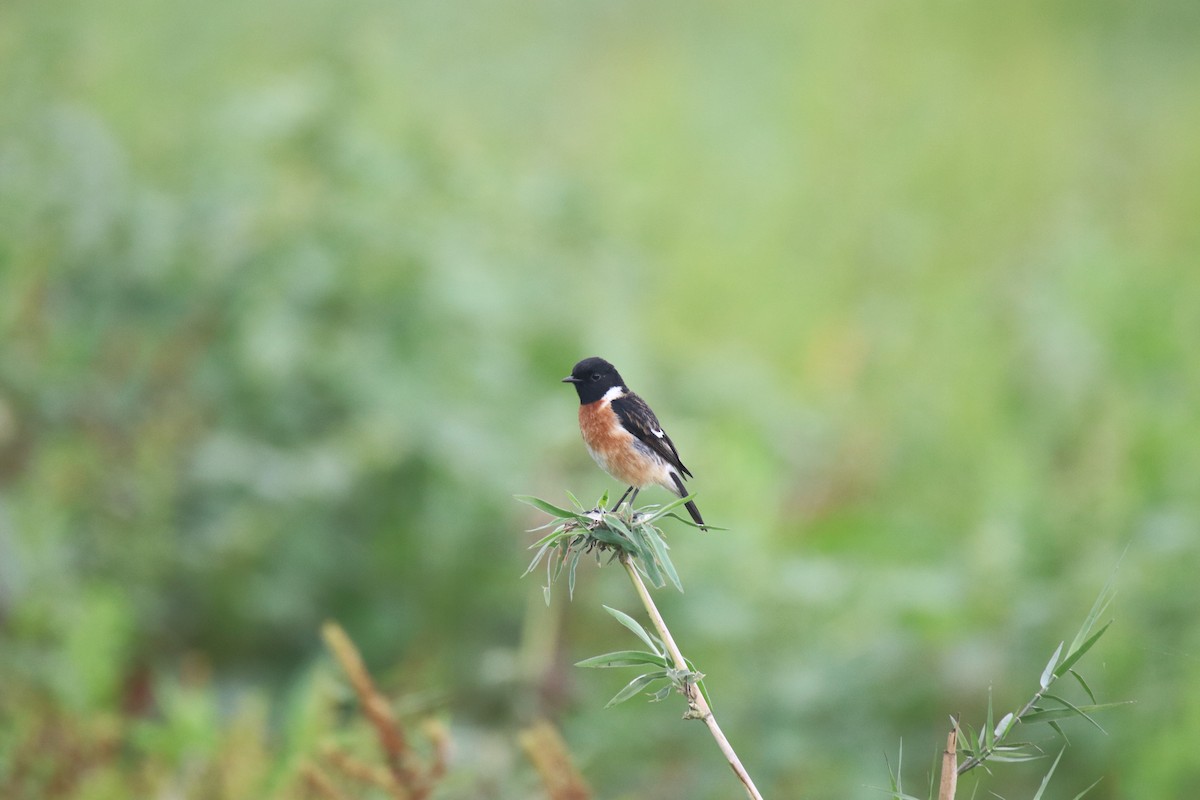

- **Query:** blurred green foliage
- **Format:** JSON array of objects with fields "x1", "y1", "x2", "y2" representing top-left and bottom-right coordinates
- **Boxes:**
[{"x1": 2, "y1": 0, "x2": 1199, "y2": 797}]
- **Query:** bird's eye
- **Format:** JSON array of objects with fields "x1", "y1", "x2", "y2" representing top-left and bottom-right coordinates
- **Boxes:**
[{"x1": 590, "y1": 373, "x2": 601, "y2": 382}]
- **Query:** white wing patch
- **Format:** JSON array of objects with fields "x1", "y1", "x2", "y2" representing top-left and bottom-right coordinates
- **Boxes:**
[{"x1": 650, "y1": 427, "x2": 665, "y2": 438}]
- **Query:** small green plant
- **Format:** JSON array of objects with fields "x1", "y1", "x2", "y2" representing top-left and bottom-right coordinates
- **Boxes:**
[
  {"x1": 517, "y1": 492, "x2": 762, "y2": 800},
  {"x1": 884, "y1": 571, "x2": 1130, "y2": 800}
]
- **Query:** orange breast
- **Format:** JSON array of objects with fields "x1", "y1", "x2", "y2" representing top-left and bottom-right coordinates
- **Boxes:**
[{"x1": 578, "y1": 401, "x2": 668, "y2": 488}]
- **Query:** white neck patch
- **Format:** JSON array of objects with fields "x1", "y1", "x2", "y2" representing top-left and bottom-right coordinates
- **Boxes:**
[{"x1": 601, "y1": 385, "x2": 625, "y2": 403}]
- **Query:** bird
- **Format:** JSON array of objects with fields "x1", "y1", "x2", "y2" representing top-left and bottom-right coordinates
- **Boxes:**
[{"x1": 562, "y1": 356, "x2": 706, "y2": 530}]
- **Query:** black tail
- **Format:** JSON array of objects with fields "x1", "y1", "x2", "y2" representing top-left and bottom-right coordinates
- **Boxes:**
[{"x1": 669, "y1": 473, "x2": 707, "y2": 531}]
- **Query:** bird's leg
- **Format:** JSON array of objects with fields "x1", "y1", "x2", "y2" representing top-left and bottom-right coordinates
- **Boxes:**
[
  {"x1": 613, "y1": 486, "x2": 634, "y2": 510},
  {"x1": 625, "y1": 488, "x2": 641, "y2": 522}
]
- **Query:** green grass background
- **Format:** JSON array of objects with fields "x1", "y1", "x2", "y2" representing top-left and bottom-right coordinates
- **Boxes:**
[{"x1": 2, "y1": 0, "x2": 1199, "y2": 797}]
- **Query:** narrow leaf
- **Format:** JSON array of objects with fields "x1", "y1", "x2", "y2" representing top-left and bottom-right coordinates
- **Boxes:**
[
  {"x1": 957, "y1": 721, "x2": 978, "y2": 759},
  {"x1": 529, "y1": 527, "x2": 569, "y2": 548},
  {"x1": 1071, "y1": 777, "x2": 1104, "y2": 800},
  {"x1": 985, "y1": 688, "x2": 996, "y2": 749},
  {"x1": 1055, "y1": 621, "x2": 1112, "y2": 678},
  {"x1": 644, "y1": 526, "x2": 683, "y2": 592},
  {"x1": 1041, "y1": 642, "x2": 1064, "y2": 689},
  {"x1": 602, "y1": 606, "x2": 660, "y2": 654},
  {"x1": 567, "y1": 548, "x2": 583, "y2": 599},
  {"x1": 1031, "y1": 747, "x2": 1066, "y2": 800},
  {"x1": 515, "y1": 495, "x2": 586, "y2": 520},
  {"x1": 589, "y1": 526, "x2": 625, "y2": 547},
  {"x1": 576, "y1": 650, "x2": 670, "y2": 669},
  {"x1": 648, "y1": 684, "x2": 673, "y2": 702},
  {"x1": 1068, "y1": 568, "x2": 1119, "y2": 656},
  {"x1": 606, "y1": 670, "x2": 669, "y2": 707},
  {"x1": 602, "y1": 512, "x2": 632, "y2": 537},
  {"x1": 1020, "y1": 701, "x2": 1132, "y2": 726},
  {"x1": 986, "y1": 753, "x2": 1047, "y2": 764},
  {"x1": 628, "y1": 526, "x2": 665, "y2": 588},
  {"x1": 1041, "y1": 693, "x2": 1107, "y2": 733},
  {"x1": 524, "y1": 540, "x2": 556, "y2": 576},
  {"x1": 662, "y1": 513, "x2": 727, "y2": 531},
  {"x1": 1068, "y1": 669, "x2": 1097, "y2": 704},
  {"x1": 641, "y1": 492, "x2": 699, "y2": 525},
  {"x1": 993, "y1": 712, "x2": 1014, "y2": 741}
]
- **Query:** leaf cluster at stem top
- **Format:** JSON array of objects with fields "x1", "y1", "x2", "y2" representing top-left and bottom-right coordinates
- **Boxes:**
[{"x1": 516, "y1": 491, "x2": 707, "y2": 600}]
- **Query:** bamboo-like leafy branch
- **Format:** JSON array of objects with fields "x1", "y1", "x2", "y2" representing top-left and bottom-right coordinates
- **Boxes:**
[
  {"x1": 518, "y1": 492, "x2": 764, "y2": 800},
  {"x1": 887, "y1": 570, "x2": 1129, "y2": 800}
]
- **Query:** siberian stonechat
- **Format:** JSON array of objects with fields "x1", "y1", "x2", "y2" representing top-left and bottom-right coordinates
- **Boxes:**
[{"x1": 563, "y1": 357, "x2": 706, "y2": 530}]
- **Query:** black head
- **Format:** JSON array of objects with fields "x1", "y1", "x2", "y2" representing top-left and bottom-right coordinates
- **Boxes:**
[{"x1": 562, "y1": 356, "x2": 625, "y2": 404}]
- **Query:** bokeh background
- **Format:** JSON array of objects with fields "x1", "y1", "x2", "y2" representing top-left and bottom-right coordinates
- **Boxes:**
[{"x1": 2, "y1": 0, "x2": 1199, "y2": 797}]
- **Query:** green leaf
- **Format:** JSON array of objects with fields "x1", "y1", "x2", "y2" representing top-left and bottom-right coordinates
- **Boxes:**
[
  {"x1": 543, "y1": 585, "x2": 551, "y2": 606},
  {"x1": 576, "y1": 650, "x2": 670, "y2": 669},
  {"x1": 523, "y1": 540, "x2": 556, "y2": 576},
  {"x1": 589, "y1": 526, "x2": 625, "y2": 547},
  {"x1": 564, "y1": 489, "x2": 585, "y2": 510},
  {"x1": 602, "y1": 606, "x2": 661, "y2": 654},
  {"x1": 1068, "y1": 568, "x2": 1119, "y2": 657},
  {"x1": 529, "y1": 527, "x2": 568, "y2": 549},
  {"x1": 956, "y1": 721, "x2": 978, "y2": 759},
  {"x1": 606, "y1": 670, "x2": 669, "y2": 707},
  {"x1": 1048, "y1": 719, "x2": 1070, "y2": 744},
  {"x1": 983, "y1": 743, "x2": 1044, "y2": 764},
  {"x1": 641, "y1": 492, "x2": 699, "y2": 526},
  {"x1": 515, "y1": 495, "x2": 587, "y2": 520},
  {"x1": 1071, "y1": 777, "x2": 1104, "y2": 799},
  {"x1": 627, "y1": 526, "x2": 666, "y2": 588},
  {"x1": 662, "y1": 513, "x2": 727, "y2": 531},
  {"x1": 1020, "y1": 701, "x2": 1131, "y2": 726},
  {"x1": 985, "y1": 688, "x2": 995, "y2": 749},
  {"x1": 643, "y1": 526, "x2": 683, "y2": 592},
  {"x1": 986, "y1": 752, "x2": 1046, "y2": 764},
  {"x1": 550, "y1": 543, "x2": 567, "y2": 583},
  {"x1": 1041, "y1": 693, "x2": 1107, "y2": 733},
  {"x1": 881, "y1": 740, "x2": 926, "y2": 800},
  {"x1": 567, "y1": 548, "x2": 583, "y2": 599},
  {"x1": 648, "y1": 684, "x2": 673, "y2": 702},
  {"x1": 1031, "y1": 747, "x2": 1066, "y2": 800},
  {"x1": 993, "y1": 712, "x2": 1014, "y2": 740},
  {"x1": 1055, "y1": 621, "x2": 1112, "y2": 679},
  {"x1": 1041, "y1": 641, "x2": 1064, "y2": 689},
  {"x1": 1068, "y1": 669, "x2": 1097, "y2": 704},
  {"x1": 601, "y1": 512, "x2": 632, "y2": 537},
  {"x1": 886, "y1": 739, "x2": 902, "y2": 795}
]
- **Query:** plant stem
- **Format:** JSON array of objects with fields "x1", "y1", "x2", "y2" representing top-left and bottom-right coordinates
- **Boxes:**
[
  {"x1": 957, "y1": 683, "x2": 1051, "y2": 775},
  {"x1": 939, "y1": 723, "x2": 958, "y2": 800},
  {"x1": 619, "y1": 554, "x2": 765, "y2": 800}
]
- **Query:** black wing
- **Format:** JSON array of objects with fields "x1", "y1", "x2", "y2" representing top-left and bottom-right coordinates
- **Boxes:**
[{"x1": 611, "y1": 392, "x2": 693, "y2": 479}]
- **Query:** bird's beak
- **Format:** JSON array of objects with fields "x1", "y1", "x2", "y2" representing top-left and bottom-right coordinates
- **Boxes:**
[{"x1": 562, "y1": 375, "x2": 581, "y2": 383}]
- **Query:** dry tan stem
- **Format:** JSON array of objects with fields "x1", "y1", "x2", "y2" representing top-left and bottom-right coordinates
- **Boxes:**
[
  {"x1": 322, "y1": 743, "x2": 409, "y2": 799},
  {"x1": 519, "y1": 719, "x2": 592, "y2": 800},
  {"x1": 321, "y1": 622, "x2": 425, "y2": 796},
  {"x1": 619, "y1": 554, "x2": 766, "y2": 800},
  {"x1": 421, "y1": 719, "x2": 451, "y2": 783},
  {"x1": 300, "y1": 763, "x2": 350, "y2": 800},
  {"x1": 939, "y1": 724, "x2": 958, "y2": 800}
]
